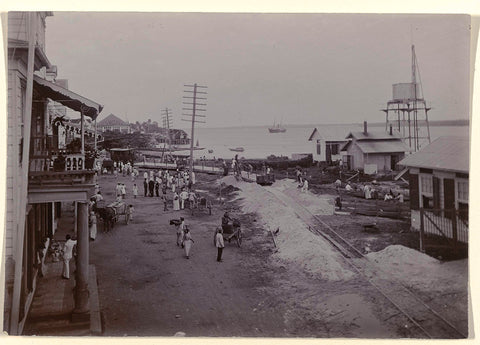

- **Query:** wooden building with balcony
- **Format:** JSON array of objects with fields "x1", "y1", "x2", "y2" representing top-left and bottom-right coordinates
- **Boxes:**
[{"x1": 5, "y1": 12, "x2": 103, "y2": 334}]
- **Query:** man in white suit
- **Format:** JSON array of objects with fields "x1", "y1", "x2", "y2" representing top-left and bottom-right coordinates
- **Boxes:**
[{"x1": 62, "y1": 234, "x2": 77, "y2": 279}]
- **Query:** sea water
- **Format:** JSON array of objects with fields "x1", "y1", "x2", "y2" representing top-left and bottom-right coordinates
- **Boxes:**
[{"x1": 182, "y1": 124, "x2": 470, "y2": 160}]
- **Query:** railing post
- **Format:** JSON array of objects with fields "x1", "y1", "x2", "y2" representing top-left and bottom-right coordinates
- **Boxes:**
[
  {"x1": 452, "y1": 209, "x2": 458, "y2": 251},
  {"x1": 419, "y1": 208, "x2": 425, "y2": 253}
]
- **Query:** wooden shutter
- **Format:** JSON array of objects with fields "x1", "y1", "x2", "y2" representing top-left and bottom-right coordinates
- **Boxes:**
[
  {"x1": 443, "y1": 178, "x2": 455, "y2": 219},
  {"x1": 433, "y1": 176, "x2": 440, "y2": 214},
  {"x1": 409, "y1": 173, "x2": 419, "y2": 210}
]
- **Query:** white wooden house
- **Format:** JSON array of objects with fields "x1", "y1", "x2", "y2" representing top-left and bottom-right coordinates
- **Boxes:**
[
  {"x1": 341, "y1": 122, "x2": 408, "y2": 174},
  {"x1": 307, "y1": 127, "x2": 347, "y2": 164}
]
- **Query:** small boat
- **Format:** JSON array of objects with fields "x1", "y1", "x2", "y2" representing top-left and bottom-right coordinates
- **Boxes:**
[
  {"x1": 268, "y1": 120, "x2": 286, "y2": 133},
  {"x1": 229, "y1": 147, "x2": 245, "y2": 152}
]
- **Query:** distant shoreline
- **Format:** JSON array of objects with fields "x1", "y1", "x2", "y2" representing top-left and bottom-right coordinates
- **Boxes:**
[{"x1": 180, "y1": 119, "x2": 469, "y2": 131}]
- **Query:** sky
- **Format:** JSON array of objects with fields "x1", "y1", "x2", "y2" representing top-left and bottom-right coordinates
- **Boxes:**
[{"x1": 44, "y1": 12, "x2": 472, "y2": 128}]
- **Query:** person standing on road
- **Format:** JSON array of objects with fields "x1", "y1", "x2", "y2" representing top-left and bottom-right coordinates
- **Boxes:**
[
  {"x1": 302, "y1": 178, "x2": 309, "y2": 193},
  {"x1": 177, "y1": 217, "x2": 185, "y2": 246},
  {"x1": 182, "y1": 227, "x2": 194, "y2": 259},
  {"x1": 121, "y1": 183, "x2": 126, "y2": 199},
  {"x1": 149, "y1": 179, "x2": 155, "y2": 197},
  {"x1": 133, "y1": 183, "x2": 138, "y2": 199},
  {"x1": 215, "y1": 228, "x2": 225, "y2": 262},
  {"x1": 180, "y1": 189, "x2": 188, "y2": 210},
  {"x1": 62, "y1": 234, "x2": 77, "y2": 279},
  {"x1": 173, "y1": 192, "x2": 180, "y2": 211},
  {"x1": 143, "y1": 178, "x2": 148, "y2": 197}
]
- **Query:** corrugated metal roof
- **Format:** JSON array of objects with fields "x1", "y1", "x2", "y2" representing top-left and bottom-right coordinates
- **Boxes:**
[
  {"x1": 97, "y1": 114, "x2": 129, "y2": 127},
  {"x1": 346, "y1": 131, "x2": 403, "y2": 140},
  {"x1": 398, "y1": 136, "x2": 469, "y2": 173},
  {"x1": 33, "y1": 75, "x2": 103, "y2": 119},
  {"x1": 356, "y1": 140, "x2": 409, "y2": 153}
]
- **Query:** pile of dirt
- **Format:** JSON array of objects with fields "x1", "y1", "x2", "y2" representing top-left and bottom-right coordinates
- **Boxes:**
[
  {"x1": 365, "y1": 245, "x2": 468, "y2": 292},
  {"x1": 218, "y1": 177, "x2": 355, "y2": 281}
]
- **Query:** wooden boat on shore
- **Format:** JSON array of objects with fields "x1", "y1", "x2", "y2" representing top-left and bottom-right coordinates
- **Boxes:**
[{"x1": 229, "y1": 147, "x2": 245, "y2": 152}]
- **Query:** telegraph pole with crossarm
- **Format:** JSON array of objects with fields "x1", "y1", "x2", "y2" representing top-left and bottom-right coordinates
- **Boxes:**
[
  {"x1": 182, "y1": 83, "x2": 207, "y2": 180},
  {"x1": 161, "y1": 108, "x2": 173, "y2": 162}
]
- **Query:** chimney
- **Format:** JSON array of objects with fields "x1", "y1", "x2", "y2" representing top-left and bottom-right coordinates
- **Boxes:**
[{"x1": 363, "y1": 121, "x2": 368, "y2": 135}]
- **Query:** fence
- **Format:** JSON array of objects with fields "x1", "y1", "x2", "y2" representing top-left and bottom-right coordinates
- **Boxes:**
[{"x1": 419, "y1": 208, "x2": 468, "y2": 251}]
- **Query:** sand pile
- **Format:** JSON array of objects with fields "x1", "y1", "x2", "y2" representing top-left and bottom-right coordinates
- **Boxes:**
[
  {"x1": 273, "y1": 179, "x2": 334, "y2": 215},
  {"x1": 366, "y1": 245, "x2": 468, "y2": 292},
  {"x1": 218, "y1": 176, "x2": 354, "y2": 281}
]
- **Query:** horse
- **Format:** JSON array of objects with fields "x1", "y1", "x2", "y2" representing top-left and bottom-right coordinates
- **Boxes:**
[{"x1": 95, "y1": 206, "x2": 116, "y2": 232}]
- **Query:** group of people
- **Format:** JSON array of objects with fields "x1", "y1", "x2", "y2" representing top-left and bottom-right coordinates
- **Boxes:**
[
  {"x1": 296, "y1": 169, "x2": 309, "y2": 192},
  {"x1": 174, "y1": 216, "x2": 226, "y2": 262},
  {"x1": 112, "y1": 161, "x2": 137, "y2": 178},
  {"x1": 338, "y1": 179, "x2": 404, "y2": 202},
  {"x1": 140, "y1": 168, "x2": 198, "y2": 212}
]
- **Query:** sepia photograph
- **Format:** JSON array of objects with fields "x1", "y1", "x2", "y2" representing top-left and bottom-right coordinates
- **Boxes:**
[{"x1": 1, "y1": 7, "x2": 475, "y2": 340}]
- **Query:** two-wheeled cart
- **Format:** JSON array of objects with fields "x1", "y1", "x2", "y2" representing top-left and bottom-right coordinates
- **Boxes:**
[{"x1": 213, "y1": 219, "x2": 242, "y2": 247}]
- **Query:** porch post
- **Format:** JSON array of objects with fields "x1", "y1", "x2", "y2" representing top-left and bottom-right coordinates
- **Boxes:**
[
  {"x1": 94, "y1": 118, "x2": 97, "y2": 151},
  {"x1": 419, "y1": 208, "x2": 425, "y2": 253},
  {"x1": 80, "y1": 108, "x2": 85, "y2": 157},
  {"x1": 72, "y1": 201, "x2": 89, "y2": 322}
]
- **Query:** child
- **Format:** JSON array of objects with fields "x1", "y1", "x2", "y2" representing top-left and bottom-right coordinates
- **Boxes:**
[
  {"x1": 133, "y1": 184, "x2": 138, "y2": 199},
  {"x1": 127, "y1": 204, "x2": 135, "y2": 221}
]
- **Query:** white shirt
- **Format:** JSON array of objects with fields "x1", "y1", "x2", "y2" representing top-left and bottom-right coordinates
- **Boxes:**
[
  {"x1": 63, "y1": 239, "x2": 77, "y2": 260},
  {"x1": 215, "y1": 233, "x2": 225, "y2": 248}
]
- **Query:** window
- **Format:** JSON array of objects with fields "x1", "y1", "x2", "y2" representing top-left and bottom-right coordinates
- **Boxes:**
[
  {"x1": 420, "y1": 174, "x2": 433, "y2": 209},
  {"x1": 421, "y1": 175, "x2": 433, "y2": 195},
  {"x1": 330, "y1": 144, "x2": 339, "y2": 155},
  {"x1": 316, "y1": 140, "x2": 321, "y2": 155},
  {"x1": 457, "y1": 180, "x2": 469, "y2": 202}
]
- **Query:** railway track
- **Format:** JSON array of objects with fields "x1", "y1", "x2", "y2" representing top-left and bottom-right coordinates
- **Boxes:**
[{"x1": 266, "y1": 187, "x2": 467, "y2": 339}]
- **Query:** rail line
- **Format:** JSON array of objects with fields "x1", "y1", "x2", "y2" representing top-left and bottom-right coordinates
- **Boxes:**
[{"x1": 266, "y1": 187, "x2": 467, "y2": 339}]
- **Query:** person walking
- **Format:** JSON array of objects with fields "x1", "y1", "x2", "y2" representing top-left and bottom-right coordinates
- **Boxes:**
[
  {"x1": 182, "y1": 227, "x2": 194, "y2": 259},
  {"x1": 62, "y1": 234, "x2": 77, "y2": 279},
  {"x1": 215, "y1": 228, "x2": 225, "y2": 262},
  {"x1": 89, "y1": 211, "x2": 97, "y2": 240}
]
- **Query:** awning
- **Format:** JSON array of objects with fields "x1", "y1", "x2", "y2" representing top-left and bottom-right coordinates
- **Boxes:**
[{"x1": 33, "y1": 75, "x2": 103, "y2": 120}]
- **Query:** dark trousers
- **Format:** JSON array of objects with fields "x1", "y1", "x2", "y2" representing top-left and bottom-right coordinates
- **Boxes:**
[
  {"x1": 217, "y1": 247, "x2": 223, "y2": 261},
  {"x1": 144, "y1": 185, "x2": 147, "y2": 196}
]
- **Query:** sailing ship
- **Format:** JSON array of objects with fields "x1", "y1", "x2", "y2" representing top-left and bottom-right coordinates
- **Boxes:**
[{"x1": 268, "y1": 119, "x2": 286, "y2": 133}]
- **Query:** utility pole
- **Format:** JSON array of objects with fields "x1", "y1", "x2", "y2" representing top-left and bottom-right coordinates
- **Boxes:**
[
  {"x1": 161, "y1": 108, "x2": 173, "y2": 162},
  {"x1": 182, "y1": 83, "x2": 207, "y2": 180}
]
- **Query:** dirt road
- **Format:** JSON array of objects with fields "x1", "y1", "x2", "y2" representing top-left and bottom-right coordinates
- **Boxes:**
[
  {"x1": 91, "y1": 174, "x2": 289, "y2": 336},
  {"x1": 89, "y1": 173, "x2": 466, "y2": 338}
]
